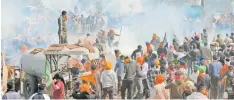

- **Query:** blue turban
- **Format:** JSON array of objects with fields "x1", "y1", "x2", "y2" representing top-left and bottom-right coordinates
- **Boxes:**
[{"x1": 199, "y1": 57, "x2": 205, "y2": 62}]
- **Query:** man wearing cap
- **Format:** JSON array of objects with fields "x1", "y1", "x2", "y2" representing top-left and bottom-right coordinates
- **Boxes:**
[
  {"x1": 58, "y1": 10, "x2": 68, "y2": 44},
  {"x1": 209, "y1": 55, "x2": 222, "y2": 99},
  {"x1": 2, "y1": 81, "x2": 21, "y2": 99}
]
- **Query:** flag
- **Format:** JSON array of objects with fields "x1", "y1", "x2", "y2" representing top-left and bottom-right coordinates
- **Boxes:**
[
  {"x1": 80, "y1": 72, "x2": 96, "y2": 86},
  {"x1": 44, "y1": 60, "x2": 52, "y2": 87},
  {"x1": 162, "y1": 33, "x2": 168, "y2": 49}
]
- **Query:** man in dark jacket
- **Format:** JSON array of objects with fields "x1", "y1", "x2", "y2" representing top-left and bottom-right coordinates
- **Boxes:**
[
  {"x1": 131, "y1": 45, "x2": 143, "y2": 60},
  {"x1": 29, "y1": 84, "x2": 50, "y2": 99},
  {"x1": 2, "y1": 81, "x2": 21, "y2": 100},
  {"x1": 121, "y1": 57, "x2": 137, "y2": 99}
]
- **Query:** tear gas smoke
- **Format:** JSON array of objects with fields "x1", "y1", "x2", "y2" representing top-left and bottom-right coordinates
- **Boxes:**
[{"x1": 1, "y1": 0, "x2": 234, "y2": 56}]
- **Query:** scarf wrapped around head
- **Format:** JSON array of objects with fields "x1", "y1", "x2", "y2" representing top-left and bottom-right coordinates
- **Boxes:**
[{"x1": 155, "y1": 74, "x2": 165, "y2": 85}]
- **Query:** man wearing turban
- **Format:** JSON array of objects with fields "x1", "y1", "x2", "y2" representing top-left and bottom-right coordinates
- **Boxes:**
[
  {"x1": 151, "y1": 74, "x2": 169, "y2": 99},
  {"x1": 150, "y1": 33, "x2": 160, "y2": 50},
  {"x1": 107, "y1": 29, "x2": 120, "y2": 47},
  {"x1": 100, "y1": 61, "x2": 117, "y2": 99}
]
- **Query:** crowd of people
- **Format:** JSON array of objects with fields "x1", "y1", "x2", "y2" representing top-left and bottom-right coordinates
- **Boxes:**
[
  {"x1": 2, "y1": 7, "x2": 234, "y2": 99},
  {"x1": 4, "y1": 28, "x2": 234, "y2": 100}
]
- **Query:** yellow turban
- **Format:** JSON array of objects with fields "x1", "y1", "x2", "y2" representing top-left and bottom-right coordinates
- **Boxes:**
[
  {"x1": 105, "y1": 61, "x2": 112, "y2": 70},
  {"x1": 154, "y1": 60, "x2": 160, "y2": 66}
]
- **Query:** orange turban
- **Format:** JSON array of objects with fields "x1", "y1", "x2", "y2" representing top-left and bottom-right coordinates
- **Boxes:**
[
  {"x1": 21, "y1": 45, "x2": 28, "y2": 53},
  {"x1": 155, "y1": 74, "x2": 165, "y2": 85},
  {"x1": 109, "y1": 29, "x2": 115, "y2": 33},
  {"x1": 136, "y1": 57, "x2": 144, "y2": 65},
  {"x1": 105, "y1": 61, "x2": 112, "y2": 70}
]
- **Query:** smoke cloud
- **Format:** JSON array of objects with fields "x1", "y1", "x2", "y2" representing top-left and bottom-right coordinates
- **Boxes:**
[{"x1": 1, "y1": 0, "x2": 234, "y2": 55}]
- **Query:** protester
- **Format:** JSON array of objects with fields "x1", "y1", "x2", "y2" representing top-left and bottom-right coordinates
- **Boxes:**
[
  {"x1": 165, "y1": 71, "x2": 184, "y2": 99},
  {"x1": 131, "y1": 45, "x2": 143, "y2": 60},
  {"x1": 29, "y1": 84, "x2": 50, "y2": 100},
  {"x1": 142, "y1": 57, "x2": 150, "y2": 98},
  {"x1": 151, "y1": 33, "x2": 160, "y2": 50},
  {"x1": 2, "y1": 81, "x2": 21, "y2": 100},
  {"x1": 52, "y1": 73, "x2": 65, "y2": 99},
  {"x1": 100, "y1": 61, "x2": 117, "y2": 99},
  {"x1": 181, "y1": 81, "x2": 196, "y2": 99},
  {"x1": 121, "y1": 56, "x2": 137, "y2": 99},
  {"x1": 148, "y1": 59, "x2": 161, "y2": 88},
  {"x1": 189, "y1": 64, "x2": 199, "y2": 85},
  {"x1": 133, "y1": 57, "x2": 144, "y2": 99},
  {"x1": 152, "y1": 74, "x2": 169, "y2": 99},
  {"x1": 114, "y1": 55, "x2": 125, "y2": 94},
  {"x1": 58, "y1": 11, "x2": 68, "y2": 44},
  {"x1": 209, "y1": 55, "x2": 222, "y2": 99}
]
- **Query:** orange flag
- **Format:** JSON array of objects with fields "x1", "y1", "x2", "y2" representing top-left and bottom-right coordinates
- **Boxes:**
[{"x1": 80, "y1": 71, "x2": 96, "y2": 86}]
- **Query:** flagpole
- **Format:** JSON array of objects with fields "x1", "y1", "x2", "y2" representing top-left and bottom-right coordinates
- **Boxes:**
[{"x1": 117, "y1": 26, "x2": 123, "y2": 48}]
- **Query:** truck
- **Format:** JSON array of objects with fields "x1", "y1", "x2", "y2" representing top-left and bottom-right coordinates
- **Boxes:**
[{"x1": 20, "y1": 36, "x2": 116, "y2": 99}]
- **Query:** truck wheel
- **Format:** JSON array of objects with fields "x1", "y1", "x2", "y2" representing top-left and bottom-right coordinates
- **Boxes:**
[{"x1": 23, "y1": 74, "x2": 38, "y2": 99}]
